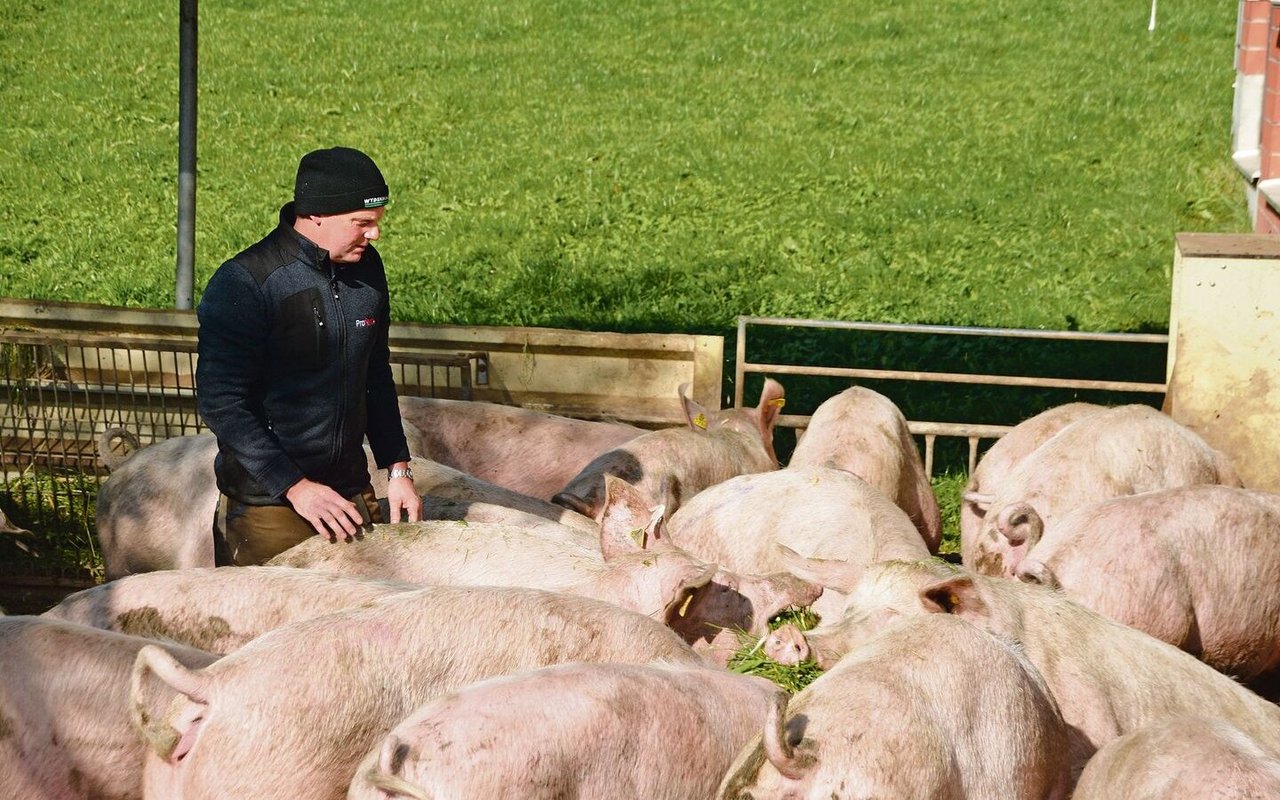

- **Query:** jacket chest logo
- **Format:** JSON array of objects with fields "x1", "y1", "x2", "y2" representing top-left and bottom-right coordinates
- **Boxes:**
[{"x1": 353, "y1": 317, "x2": 378, "y2": 328}]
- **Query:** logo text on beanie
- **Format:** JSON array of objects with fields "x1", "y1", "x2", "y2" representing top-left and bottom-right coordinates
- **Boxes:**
[{"x1": 363, "y1": 196, "x2": 389, "y2": 208}]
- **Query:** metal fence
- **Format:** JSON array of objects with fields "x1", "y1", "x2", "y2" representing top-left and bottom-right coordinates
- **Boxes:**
[
  {"x1": 0, "y1": 331, "x2": 480, "y2": 583},
  {"x1": 0, "y1": 311, "x2": 1173, "y2": 588},
  {"x1": 733, "y1": 316, "x2": 1170, "y2": 476}
]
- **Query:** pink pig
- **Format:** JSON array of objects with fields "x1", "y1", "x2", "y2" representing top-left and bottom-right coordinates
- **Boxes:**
[
  {"x1": 0, "y1": 617, "x2": 217, "y2": 800},
  {"x1": 962, "y1": 405, "x2": 1241, "y2": 577},
  {"x1": 94, "y1": 430, "x2": 219, "y2": 578},
  {"x1": 43, "y1": 566, "x2": 417, "y2": 654},
  {"x1": 666, "y1": 466, "x2": 928, "y2": 620},
  {"x1": 348, "y1": 663, "x2": 781, "y2": 800},
  {"x1": 396, "y1": 396, "x2": 644, "y2": 500},
  {"x1": 959, "y1": 402, "x2": 1105, "y2": 568},
  {"x1": 720, "y1": 614, "x2": 1072, "y2": 800},
  {"x1": 1015, "y1": 485, "x2": 1280, "y2": 684},
  {"x1": 1071, "y1": 716, "x2": 1280, "y2": 799},
  {"x1": 133, "y1": 585, "x2": 705, "y2": 800},
  {"x1": 553, "y1": 379, "x2": 786, "y2": 519},
  {"x1": 789, "y1": 385, "x2": 941, "y2": 552},
  {"x1": 270, "y1": 475, "x2": 820, "y2": 665},
  {"x1": 763, "y1": 559, "x2": 1280, "y2": 778}
]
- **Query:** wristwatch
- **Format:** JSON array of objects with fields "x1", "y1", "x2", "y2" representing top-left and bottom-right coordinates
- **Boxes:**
[{"x1": 388, "y1": 467, "x2": 414, "y2": 480}]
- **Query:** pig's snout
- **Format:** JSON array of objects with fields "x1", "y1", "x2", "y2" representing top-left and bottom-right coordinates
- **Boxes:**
[{"x1": 764, "y1": 624, "x2": 810, "y2": 665}]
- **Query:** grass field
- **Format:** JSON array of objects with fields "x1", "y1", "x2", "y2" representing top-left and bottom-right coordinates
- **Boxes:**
[
  {"x1": 0, "y1": 0, "x2": 1248, "y2": 336},
  {"x1": 0, "y1": 1, "x2": 1251, "y2": 603}
]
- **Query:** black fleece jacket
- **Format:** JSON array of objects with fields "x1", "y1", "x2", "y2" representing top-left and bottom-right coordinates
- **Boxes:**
[{"x1": 196, "y1": 203, "x2": 410, "y2": 505}]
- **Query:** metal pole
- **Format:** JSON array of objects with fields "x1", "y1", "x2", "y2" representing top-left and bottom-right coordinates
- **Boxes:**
[{"x1": 175, "y1": 0, "x2": 198, "y2": 309}]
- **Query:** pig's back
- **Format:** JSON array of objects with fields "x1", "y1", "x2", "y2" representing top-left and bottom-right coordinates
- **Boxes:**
[
  {"x1": 268, "y1": 521, "x2": 602, "y2": 589},
  {"x1": 397, "y1": 397, "x2": 643, "y2": 498},
  {"x1": 1007, "y1": 405, "x2": 1240, "y2": 519},
  {"x1": 1072, "y1": 716, "x2": 1280, "y2": 799},
  {"x1": 42, "y1": 566, "x2": 417, "y2": 654},
  {"x1": 352, "y1": 663, "x2": 776, "y2": 800},
  {"x1": 0, "y1": 617, "x2": 217, "y2": 800},
  {"x1": 668, "y1": 467, "x2": 928, "y2": 573},
  {"x1": 1026, "y1": 486, "x2": 1280, "y2": 679}
]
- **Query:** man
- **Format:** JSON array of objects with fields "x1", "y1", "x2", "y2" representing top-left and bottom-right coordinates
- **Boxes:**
[{"x1": 196, "y1": 146, "x2": 421, "y2": 565}]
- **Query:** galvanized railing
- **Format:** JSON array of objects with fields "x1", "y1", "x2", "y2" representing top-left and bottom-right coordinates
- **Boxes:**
[{"x1": 734, "y1": 316, "x2": 1170, "y2": 476}]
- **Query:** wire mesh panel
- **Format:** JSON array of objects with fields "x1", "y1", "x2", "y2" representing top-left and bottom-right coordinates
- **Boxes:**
[{"x1": 0, "y1": 331, "x2": 482, "y2": 583}]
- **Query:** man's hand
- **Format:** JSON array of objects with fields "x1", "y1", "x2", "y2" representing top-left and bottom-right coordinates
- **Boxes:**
[
  {"x1": 285, "y1": 478, "x2": 365, "y2": 541},
  {"x1": 385, "y1": 462, "x2": 422, "y2": 523}
]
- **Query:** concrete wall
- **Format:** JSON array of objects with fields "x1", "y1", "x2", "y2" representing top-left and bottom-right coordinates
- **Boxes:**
[{"x1": 1166, "y1": 233, "x2": 1280, "y2": 491}]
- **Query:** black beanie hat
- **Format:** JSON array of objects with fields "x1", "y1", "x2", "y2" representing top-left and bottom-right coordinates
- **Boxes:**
[{"x1": 293, "y1": 147, "x2": 389, "y2": 216}]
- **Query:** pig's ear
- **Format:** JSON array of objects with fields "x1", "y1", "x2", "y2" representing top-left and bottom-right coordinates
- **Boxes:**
[
  {"x1": 755, "y1": 378, "x2": 785, "y2": 466},
  {"x1": 597, "y1": 475, "x2": 664, "y2": 559},
  {"x1": 918, "y1": 576, "x2": 988, "y2": 621},
  {"x1": 962, "y1": 491, "x2": 994, "y2": 510},
  {"x1": 756, "y1": 378, "x2": 786, "y2": 432},
  {"x1": 657, "y1": 473, "x2": 681, "y2": 520},
  {"x1": 551, "y1": 491, "x2": 595, "y2": 518},
  {"x1": 679, "y1": 382, "x2": 711, "y2": 431},
  {"x1": 774, "y1": 543, "x2": 861, "y2": 594}
]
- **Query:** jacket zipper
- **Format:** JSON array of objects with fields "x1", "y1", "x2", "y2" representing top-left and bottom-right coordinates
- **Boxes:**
[{"x1": 328, "y1": 269, "x2": 346, "y2": 466}]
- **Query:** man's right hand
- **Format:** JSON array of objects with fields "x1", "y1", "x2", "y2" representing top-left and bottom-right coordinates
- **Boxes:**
[{"x1": 285, "y1": 478, "x2": 365, "y2": 541}]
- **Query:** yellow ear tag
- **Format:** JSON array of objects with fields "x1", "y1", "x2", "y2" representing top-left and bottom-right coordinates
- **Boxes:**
[
  {"x1": 630, "y1": 528, "x2": 645, "y2": 547},
  {"x1": 693, "y1": 412, "x2": 708, "y2": 430},
  {"x1": 769, "y1": 398, "x2": 786, "y2": 408}
]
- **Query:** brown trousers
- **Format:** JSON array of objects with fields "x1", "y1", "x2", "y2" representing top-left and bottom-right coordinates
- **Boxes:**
[{"x1": 212, "y1": 486, "x2": 383, "y2": 566}]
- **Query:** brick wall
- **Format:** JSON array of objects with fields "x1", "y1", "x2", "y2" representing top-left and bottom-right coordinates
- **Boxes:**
[{"x1": 1246, "y1": 1, "x2": 1280, "y2": 230}]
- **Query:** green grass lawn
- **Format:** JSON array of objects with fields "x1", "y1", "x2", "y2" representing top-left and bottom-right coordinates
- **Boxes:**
[
  {"x1": 0, "y1": 1, "x2": 1248, "y2": 621},
  {"x1": 0, "y1": 0, "x2": 1247, "y2": 337}
]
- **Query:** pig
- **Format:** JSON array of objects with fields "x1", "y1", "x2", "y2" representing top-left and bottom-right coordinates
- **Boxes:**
[
  {"x1": 1015, "y1": 485, "x2": 1280, "y2": 683},
  {"x1": 552, "y1": 378, "x2": 785, "y2": 519},
  {"x1": 788, "y1": 385, "x2": 942, "y2": 552},
  {"x1": 0, "y1": 616, "x2": 217, "y2": 800},
  {"x1": 763, "y1": 559, "x2": 1280, "y2": 776},
  {"x1": 397, "y1": 396, "x2": 645, "y2": 499},
  {"x1": 132, "y1": 585, "x2": 705, "y2": 800},
  {"x1": 348, "y1": 662, "x2": 780, "y2": 800},
  {"x1": 591, "y1": 476, "x2": 823, "y2": 665},
  {"x1": 673, "y1": 566, "x2": 823, "y2": 667},
  {"x1": 959, "y1": 402, "x2": 1105, "y2": 565},
  {"x1": 0, "y1": 506, "x2": 31, "y2": 537},
  {"x1": 718, "y1": 614, "x2": 1072, "y2": 800},
  {"x1": 269, "y1": 475, "x2": 820, "y2": 664},
  {"x1": 666, "y1": 466, "x2": 928, "y2": 620},
  {"x1": 962, "y1": 404, "x2": 1242, "y2": 577},
  {"x1": 266, "y1": 490, "x2": 717, "y2": 628},
  {"x1": 94, "y1": 429, "x2": 219, "y2": 578},
  {"x1": 42, "y1": 566, "x2": 418, "y2": 654},
  {"x1": 1071, "y1": 716, "x2": 1280, "y2": 799},
  {"x1": 93, "y1": 423, "x2": 581, "y2": 578}
]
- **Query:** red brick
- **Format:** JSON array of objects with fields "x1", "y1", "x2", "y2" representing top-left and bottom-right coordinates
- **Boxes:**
[
  {"x1": 1242, "y1": 48, "x2": 1267, "y2": 74},
  {"x1": 1257, "y1": 200, "x2": 1280, "y2": 233}
]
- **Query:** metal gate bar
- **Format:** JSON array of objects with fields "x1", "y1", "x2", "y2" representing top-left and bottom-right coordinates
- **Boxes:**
[{"x1": 735, "y1": 315, "x2": 1170, "y2": 476}]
